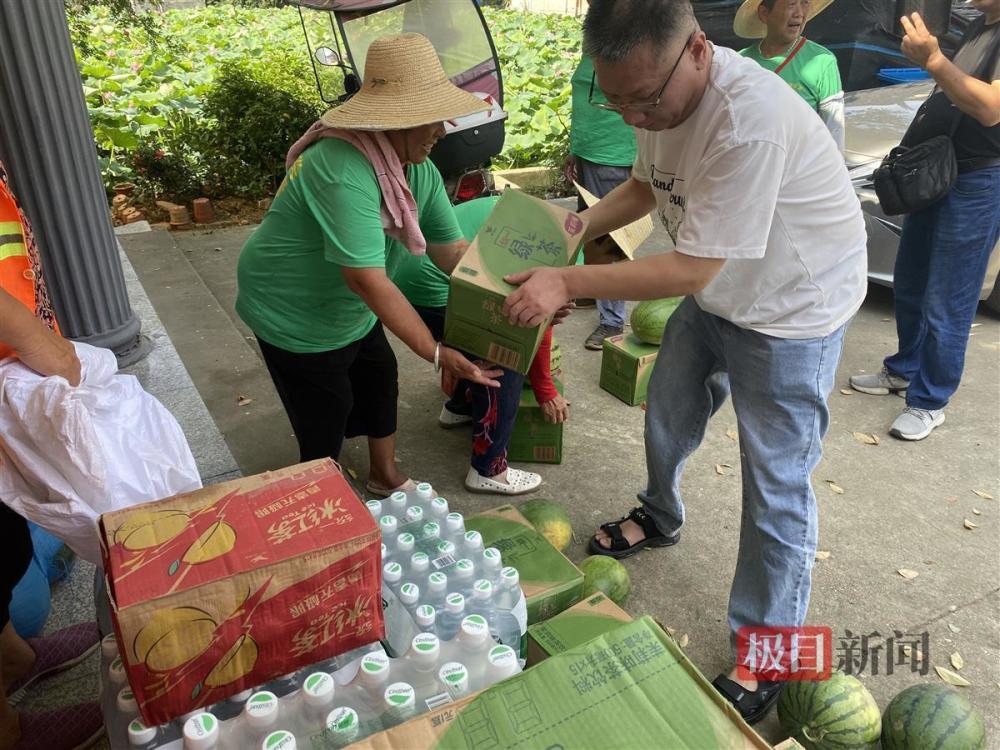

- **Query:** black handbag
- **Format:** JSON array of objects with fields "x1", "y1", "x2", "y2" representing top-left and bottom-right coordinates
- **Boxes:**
[{"x1": 873, "y1": 25, "x2": 1000, "y2": 216}]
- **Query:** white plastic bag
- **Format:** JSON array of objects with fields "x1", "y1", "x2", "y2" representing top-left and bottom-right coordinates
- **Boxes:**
[{"x1": 0, "y1": 342, "x2": 201, "y2": 563}]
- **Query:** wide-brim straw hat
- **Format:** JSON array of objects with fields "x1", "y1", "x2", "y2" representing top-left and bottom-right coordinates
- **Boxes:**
[
  {"x1": 574, "y1": 181, "x2": 652, "y2": 261},
  {"x1": 733, "y1": 0, "x2": 835, "y2": 39},
  {"x1": 320, "y1": 33, "x2": 489, "y2": 131}
]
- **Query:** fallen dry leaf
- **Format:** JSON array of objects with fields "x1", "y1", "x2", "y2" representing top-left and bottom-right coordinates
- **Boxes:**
[
  {"x1": 853, "y1": 432, "x2": 880, "y2": 446},
  {"x1": 963, "y1": 519, "x2": 979, "y2": 530},
  {"x1": 715, "y1": 463, "x2": 732, "y2": 476},
  {"x1": 236, "y1": 394, "x2": 253, "y2": 406},
  {"x1": 948, "y1": 623, "x2": 961, "y2": 634},
  {"x1": 346, "y1": 467, "x2": 358, "y2": 480},
  {"x1": 897, "y1": 568, "x2": 919, "y2": 579},
  {"x1": 826, "y1": 481, "x2": 845, "y2": 495},
  {"x1": 951, "y1": 652, "x2": 964, "y2": 671},
  {"x1": 972, "y1": 489, "x2": 994, "y2": 500},
  {"x1": 679, "y1": 633, "x2": 689, "y2": 648},
  {"x1": 725, "y1": 429, "x2": 738, "y2": 441},
  {"x1": 902, "y1": 645, "x2": 925, "y2": 662},
  {"x1": 972, "y1": 508, "x2": 982, "y2": 515},
  {"x1": 815, "y1": 550, "x2": 831, "y2": 560},
  {"x1": 664, "y1": 626, "x2": 677, "y2": 636},
  {"x1": 935, "y1": 666, "x2": 970, "y2": 687},
  {"x1": 839, "y1": 388, "x2": 853, "y2": 396}
]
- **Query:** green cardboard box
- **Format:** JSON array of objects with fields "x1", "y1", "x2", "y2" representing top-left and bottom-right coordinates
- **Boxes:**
[
  {"x1": 444, "y1": 190, "x2": 587, "y2": 374},
  {"x1": 600, "y1": 333, "x2": 659, "y2": 406},
  {"x1": 509, "y1": 378, "x2": 563, "y2": 465},
  {"x1": 526, "y1": 592, "x2": 632, "y2": 665},
  {"x1": 352, "y1": 617, "x2": 782, "y2": 750},
  {"x1": 465, "y1": 505, "x2": 583, "y2": 625}
]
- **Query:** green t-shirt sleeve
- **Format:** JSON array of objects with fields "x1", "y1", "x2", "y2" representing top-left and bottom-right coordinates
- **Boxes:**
[
  {"x1": 417, "y1": 161, "x2": 464, "y2": 245},
  {"x1": 815, "y1": 53, "x2": 843, "y2": 103},
  {"x1": 299, "y1": 143, "x2": 388, "y2": 268}
]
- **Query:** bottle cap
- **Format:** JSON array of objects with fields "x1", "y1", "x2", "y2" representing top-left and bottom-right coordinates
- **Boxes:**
[
  {"x1": 415, "y1": 482, "x2": 434, "y2": 499},
  {"x1": 365, "y1": 499, "x2": 383, "y2": 518},
  {"x1": 438, "y1": 662, "x2": 469, "y2": 698},
  {"x1": 244, "y1": 691, "x2": 279, "y2": 729},
  {"x1": 404, "y1": 506, "x2": 424, "y2": 523},
  {"x1": 379, "y1": 515, "x2": 398, "y2": 535},
  {"x1": 382, "y1": 561, "x2": 403, "y2": 584},
  {"x1": 325, "y1": 707, "x2": 359, "y2": 741},
  {"x1": 302, "y1": 671, "x2": 335, "y2": 707},
  {"x1": 388, "y1": 491, "x2": 407, "y2": 512},
  {"x1": 430, "y1": 496, "x2": 450, "y2": 516},
  {"x1": 422, "y1": 522, "x2": 441, "y2": 540},
  {"x1": 101, "y1": 633, "x2": 119, "y2": 659},
  {"x1": 127, "y1": 718, "x2": 157, "y2": 746},
  {"x1": 415, "y1": 604, "x2": 436, "y2": 628},
  {"x1": 445, "y1": 592, "x2": 465, "y2": 614},
  {"x1": 427, "y1": 572, "x2": 448, "y2": 593},
  {"x1": 359, "y1": 652, "x2": 391, "y2": 689},
  {"x1": 384, "y1": 682, "x2": 416, "y2": 711},
  {"x1": 472, "y1": 579, "x2": 493, "y2": 600},
  {"x1": 445, "y1": 512, "x2": 465, "y2": 534},
  {"x1": 482, "y1": 547, "x2": 502, "y2": 570},
  {"x1": 117, "y1": 687, "x2": 138, "y2": 714},
  {"x1": 500, "y1": 566, "x2": 520, "y2": 589},
  {"x1": 399, "y1": 582, "x2": 420, "y2": 606},
  {"x1": 261, "y1": 730, "x2": 296, "y2": 750},
  {"x1": 326, "y1": 706, "x2": 359, "y2": 737},
  {"x1": 182, "y1": 713, "x2": 219, "y2": 749},
  {"x1": 109, "y1": 656, "x2": 128, "y2": 685},
  {"x1": 410, "y1": 551, "x2": 430, "y2": 573},
  {"x1": 464, "y1": 530, "x2": 484, "y2": 550},
  {"x1": 454, "y1": 558, "x2": 475, "y2": 579},
  {"x1": 396, "y1": 533, "x2": 415, "y2": 553},
  {"x1": 487, "y1": 645, "x2": 520, "y2": 680},
  {"x1": 410, "y1": 633, "x2": 441, "y2": 667},
  {"x1": 459, "y1": 614, "x2": 490, "y2": 646},
  {"x1": 436, "y1": 540, "x2": 456, "y2": 557}
]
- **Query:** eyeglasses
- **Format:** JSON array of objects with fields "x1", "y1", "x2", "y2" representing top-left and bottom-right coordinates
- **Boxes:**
[{"x1": 589, "y1": 33, "x2": 694, "y2": 113}]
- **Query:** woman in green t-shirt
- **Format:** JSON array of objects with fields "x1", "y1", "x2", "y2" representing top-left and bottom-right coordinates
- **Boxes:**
[{"x1": 236, "y1": 33, "x2": 501, "y2": 497}]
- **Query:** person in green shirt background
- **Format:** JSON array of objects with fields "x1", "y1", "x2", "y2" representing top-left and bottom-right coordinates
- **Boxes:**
[
  {"x1": 565, "y1": 52, "x2": 639, "y2": 351},
  {"x1": 735, "y1": 0, "x2": 846, "y2": 151},
  {"x1": 236, "y1": 34, "x2": 501, "y2": 498}
]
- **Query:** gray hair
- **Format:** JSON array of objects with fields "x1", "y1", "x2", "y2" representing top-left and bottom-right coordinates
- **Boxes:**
[{"x1": 583, "y1": 0, "x2": 697, "y2": 63}]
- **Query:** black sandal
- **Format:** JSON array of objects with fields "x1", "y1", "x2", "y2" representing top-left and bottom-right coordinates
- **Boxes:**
[
  {"x1": 711, "y1": 674, "x2": 784, "y2": 726},
  {"x1": 588, "y1": 506, "x2": 680, "y2": 559}
]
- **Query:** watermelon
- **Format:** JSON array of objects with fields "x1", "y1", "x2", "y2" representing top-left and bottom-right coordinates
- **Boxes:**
[
  {"x1": 579, "y1": 555, "x2": 631, "y2": 605},
  {"x1": 777, "y1": 671, "x2": 881, "y2": 750},
  {"x1": 881, "y1": 684, "x2": 986, "y2": 750},
  {"x1": 630, "y1": 298, "x2": 681, "y2": 345},
  {"x1": 519, "y1": 499, "x2": 572, "y2": 552}
]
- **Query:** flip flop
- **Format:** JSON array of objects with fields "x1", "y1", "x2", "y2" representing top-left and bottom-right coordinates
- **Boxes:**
[
  {"x1": 711, "y1": 674, "x2": 784, "y2": 725},
  {"x1": 588, "y1": 506, "x2": 680, "y2": 559},
  {"x1": 364, "y1": 478, "x2": 417, "y2": 499}
]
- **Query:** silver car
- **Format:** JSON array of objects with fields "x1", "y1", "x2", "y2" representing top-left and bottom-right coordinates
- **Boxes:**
[{"x1": 844, "y1": 81, "x2": 1000, "y2": 313}]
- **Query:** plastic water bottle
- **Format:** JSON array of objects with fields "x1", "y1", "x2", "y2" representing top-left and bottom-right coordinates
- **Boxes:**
[
  {"x1": 182, "y1": 712, "x2": 220, "y2": 749},
  {"x1": 323, "y1": 707, "x2": 360, "y2": 748},
  {"x1": 437, "y1": 662, "x2": 470, "y2": 699},
  {"x1": 414, "y1": 482, "x2": 435, "y2": 504},
  {"x1": 414, "y1": 604, "x2": 437, "y2": 636},
  {"x1": 126, "y1": 718, "x2": 170, "y2": 749},
  {"x1": 409, "y1": 551, "x2": 431, "y2": 587},
  {"x1": 463, "y1": 530, "x2": 484, "y2": 557},
  {"x1": 237, "y1": 691, "x2": 280, "y2": 747},
  {"x1": 444, "y1": 513, "x2": 465, "y2": 541},
  {"x1": 407, "y1": 633, "x2": 441, "y2": 674},
  {"x1": 365, "y1": 499, "x2": 382, "y2": 519},
  {"x1": 484, "y1": 644, "x2": 521, "y2": 686},
  {"x1": 261, "y1": 730, "x2": 296, "y2": 750},
  {"x1": 395, "y1": 532, "x2": 416, "y2": 556},
  {"x1": 296, "y1": 671, "x2": 336, "y2": 735},
  {"x1": 495, "y1": 567, "x2": 524, "y2": 610},
  {"x1": 481, "y1": 548, "x2": 503, "y2": 585},
  {"x1": 452, "y1": 558, "x2": 476, "y2": 595},
  {"x1": 421, "y1": 521, "x2": 442, "y2": 544},
  {"x1": 426, "y1": 572, "x2": 448, "y2": 609},
  {"x1": 440, "y1": 592, "x2": 466, "y2": 640},
  {"x1": 469, "y1": 579, "x2": 494, "y2": 617},
  {"x1": 398, "y1": 582, "x2": 421, "y2": 613},
  {"x1": 381, "y1": 682, "x2": 417, "y2": 728},
  {"x1": 428, "y1": 497, "x2": 449, "y2": 519},
  {"x1": 357, "y1": 652, "x2": 391, "y2": 699},
  {"x1": 378, "y1": 514, "x2": 399, "y2": 547},
  {"x1": 387, "y1": 491, "x2": 408, "y2": 517},
  {"x1": 404, "y1": 505, "x2": 424, "y2": 525},
  {"x1": 382, "y1": 561, "x2": 404, "y2": 594}
]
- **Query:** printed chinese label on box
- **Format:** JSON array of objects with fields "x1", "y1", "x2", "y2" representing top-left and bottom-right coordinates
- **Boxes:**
[
  {"x1": 526, "y1": 592, "x2": 632, "y2": 665},
  {"x1": 600, "y1": 333, "x2": 659, "y2": 406},
  {"x1": 351, "y1": 617, "x2": 775, "y2": 750},
  {"x1": 508, "y1": 377, "x2": 563, "y2": 465},
  {"x1": 444, "y1": 190, "x2": 587, "y2": 375},
  {"x1": 99, "y1": 459, "x2": 383, "y2": 726},
  {"x1": 464, "y1": 505, "x2": 582, "y2": 625}
]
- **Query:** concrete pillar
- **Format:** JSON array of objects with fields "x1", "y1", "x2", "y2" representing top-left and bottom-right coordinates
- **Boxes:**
[{"x1": 0, "y1": 0, "x2": 146, "y2": 364}]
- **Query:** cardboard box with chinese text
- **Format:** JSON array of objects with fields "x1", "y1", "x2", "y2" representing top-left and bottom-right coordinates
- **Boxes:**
[
  {"x1": 526, "y1": 592, "x2": 632, "y2": 665},
  {"x1": 508, "y1": 377, "x2": 563, "y2": 465},
  {"x1": 600, "y1": 333, "x2": 659, "y2": 406},
  {"x1": 444, "y1": 190, "x2": 587, "y2": 374},
  {"x1": 99, "y1": 459, "x2": 383, "y2": 726}
]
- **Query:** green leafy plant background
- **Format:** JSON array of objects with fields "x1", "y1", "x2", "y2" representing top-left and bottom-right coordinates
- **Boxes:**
[{"x1": 71, "y1": 4, "x2": 582, "y2": 202}]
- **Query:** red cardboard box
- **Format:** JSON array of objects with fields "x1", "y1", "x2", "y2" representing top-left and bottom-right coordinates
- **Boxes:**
[{"x1": 99, "y1": 459, "x2": 383, "y2": 726}]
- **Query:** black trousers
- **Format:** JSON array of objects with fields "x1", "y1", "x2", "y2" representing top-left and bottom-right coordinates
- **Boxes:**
[
  {"x1": 0, "y1": 504, "x2": 33, "y2": 628},
  {"x1": 258, "y1": 323, "x2": 399, "y2": 462}
]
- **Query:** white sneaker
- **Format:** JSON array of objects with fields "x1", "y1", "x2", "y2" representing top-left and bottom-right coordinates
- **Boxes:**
[
  {"x1": 438, "y1": 403, "x2": 473, "y2": 429},
  {"x1": 464, "y1": 467, "x2": 542, "y2": 495},
  {"x1": 849, "y1": 366, "x2": 910, "y2": 395},
  {"x1": 889, "y1": 407, "x2": 945, "y2": 441}
]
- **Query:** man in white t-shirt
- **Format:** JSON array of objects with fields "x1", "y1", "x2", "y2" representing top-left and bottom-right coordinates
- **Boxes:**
[{"x1": 503, "y1": 0, "x2": 866, "y2": 725}]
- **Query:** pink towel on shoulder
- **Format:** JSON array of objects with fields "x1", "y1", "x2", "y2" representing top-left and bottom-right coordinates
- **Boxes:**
[{"x1": 286, "y1": 121, "x2": 426, "y2": 255}]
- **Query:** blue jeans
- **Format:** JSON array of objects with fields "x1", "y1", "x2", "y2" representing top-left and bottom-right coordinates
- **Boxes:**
[
  {"x1": 597, "y1": 298, "x2": 626, "y2": 328},
  {"x1": 414, "y1": 305, "x2": 525, "y2": 476},
  {"x1": 577, "y1": 158, "x2": 630, "y2": 328},
  {"x1": 884, "y1": 165, "x2": 1000, "y2": 410},
  {"x1": 641, "y1": 298, "x2": 846, "y2": 642}
]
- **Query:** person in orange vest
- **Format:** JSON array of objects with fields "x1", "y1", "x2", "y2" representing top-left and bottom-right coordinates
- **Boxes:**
[{"x1": 0, "y1": 160, "x2": 102, "y2": 750}]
